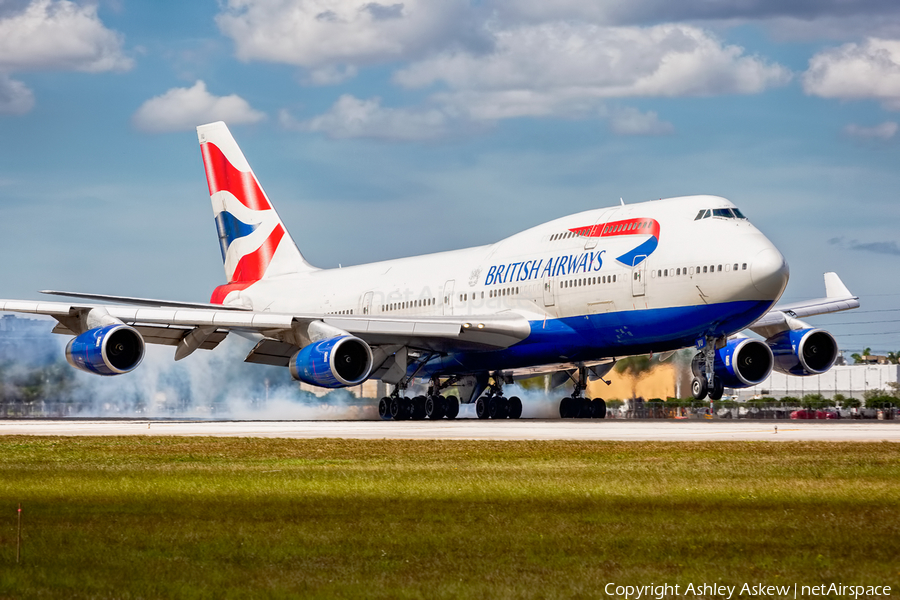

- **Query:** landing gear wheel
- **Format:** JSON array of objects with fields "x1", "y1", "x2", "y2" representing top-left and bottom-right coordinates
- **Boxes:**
[
  {"x1": 379, "y1": 397, "x2": 392, "y2": 420},
  {"x1": 591, "y1": 398, "x2": 607, "y2": 419},
  {"x1": 508, "y1": 396, "x2": 523, "y2": 419},
  {"x1": 708, "y1": 377, "x2": 724, "y2": 401},
  {"x1": 390, "y1": 397, "x2": 405, "y2": 420},
  {"x1": 411, "y1": 395, "x2": 427, "y2": 420},
  {"x1": 488, "y1": 397, "x2": 510, "y2": 419},
  {"x1": 475, "y1": 397, "x2": 489, "y2": 419},
  {"x1": 559, "y1": 397, "x2": 574, "y2": 419},
  {"x1": 444, "y1": 395, "x2": 460, "y2": 419},
  {"x1": 425, "y1": 395, "x2": 446, "y2": 419},
  {"x1": 576, "y1": 398, "x2": 592, "y2": 418},
  {"x1": 691, "y1": 377, "x2": 708, "y2": 401}
]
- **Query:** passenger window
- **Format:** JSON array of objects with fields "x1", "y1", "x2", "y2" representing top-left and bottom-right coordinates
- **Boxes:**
[
  {"x1": 703, "y1": 266, "x2": 707, "y2": 273},
  {"x1": 718, "y1": 265, "x2": 722, "y2": 272},
  {"x1": 733, "y1": 263, "x2": 738, "y2": 270},
  {"x1": 676, "y1": 268, "x2": 680, "y2": 275},
  {"x1": 742, "y1": 263, "x2": 748, "y2": 270}
]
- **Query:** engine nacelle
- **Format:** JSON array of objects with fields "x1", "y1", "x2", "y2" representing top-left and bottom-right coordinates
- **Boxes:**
[
  {"x1": 697, "y1": 338, "x2": 773, "y2": 389},
  {"x1": 766, "y1": 328, "x2": 838, "y2": 376},
  {"x1": 65, "y1": 324, "x2": 145, "y2": 376},
  {"x1": 289, "y1": 335, "x2": 373, "y2": 388}
]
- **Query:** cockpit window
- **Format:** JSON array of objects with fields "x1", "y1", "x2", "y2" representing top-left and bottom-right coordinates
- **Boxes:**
[
  {"x1": 694, "y1": 210, "x2": 705, "y2": 220},
  {"x1": 732, "y1": 208, "x2": 747, "y2": 219},
  {"x1": 712, "y1": 208, "x2": 732, "y2": 218}
]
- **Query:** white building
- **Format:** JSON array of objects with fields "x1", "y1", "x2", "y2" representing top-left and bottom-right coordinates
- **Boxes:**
[{"x1": 733, "y1": 364, "x2": 900, "y2": 400}]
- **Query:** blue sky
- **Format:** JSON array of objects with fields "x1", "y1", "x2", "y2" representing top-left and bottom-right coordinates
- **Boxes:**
[{"x1": 1, "y1": 0, "x2": 899, "y2": 355}]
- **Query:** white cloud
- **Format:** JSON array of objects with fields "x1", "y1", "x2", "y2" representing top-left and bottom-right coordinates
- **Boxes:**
[
  {"x1": 216, "y1": 0, "x2": 480, "y2": 74},
  {"x1": 0, "y1": 0, "x2": 131, "y2": 73},
  {"x1": 603, "y1": 106, "x2": 675, "y2": 136},
  {"x1": 394, "y1": 23, "x2": 791, "y2": 120},
  {"x1": 132, "y1": 81, "x2": 266, "y2": 133},
  {"x1": 0, "y1": 75, "x2": 35, "y2": 115},
  {"x1": 843, "y1": 122, "x2": 898, "y2": 140},
  {"x1": 803, "y1": 38, "x2": 900, "y2": 110},
  {"x1": 282, "y1": 95, "x2": 453, "y2": 141}
]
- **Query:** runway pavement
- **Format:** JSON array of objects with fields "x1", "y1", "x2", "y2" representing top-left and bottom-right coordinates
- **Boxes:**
[{"x1": 1, "y1": 418, "x2": 898, "y2": 441}]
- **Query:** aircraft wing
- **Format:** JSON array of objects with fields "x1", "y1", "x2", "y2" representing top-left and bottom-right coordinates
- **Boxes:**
[
  {"x1": 0, "y1": 298, "x2": 531, "y2": 364},
  {"x1": 749, "y1": 272, "x2": 859, "y2": 338}
]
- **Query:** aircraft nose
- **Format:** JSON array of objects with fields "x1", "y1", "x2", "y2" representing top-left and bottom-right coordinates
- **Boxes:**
[{"x1": 750, "y1": 247, "x2": 789, "y2": 299}]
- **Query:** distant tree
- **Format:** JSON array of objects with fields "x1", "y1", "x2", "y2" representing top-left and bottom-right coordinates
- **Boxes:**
[
  {"x1": 863, "y1": 389, "x2": 896, "y2": 409},
  {"x1": 887, "y1": 351, "x2": 899, "y2": 365},
  {"x1": 851, "y1": 347, "x2": 873, "y2": 364}
]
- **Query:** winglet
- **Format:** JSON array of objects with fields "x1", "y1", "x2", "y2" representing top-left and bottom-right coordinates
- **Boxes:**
[{"x1": 824, "y1": 272, "x2": 852, "y2": 299}]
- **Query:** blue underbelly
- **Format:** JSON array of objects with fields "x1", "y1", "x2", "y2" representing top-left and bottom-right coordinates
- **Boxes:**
[{"x1": 420, "y1": 299, "x2": 773, "y2": 377}]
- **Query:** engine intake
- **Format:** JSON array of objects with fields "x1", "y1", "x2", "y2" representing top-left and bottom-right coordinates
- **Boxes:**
[
  {"x1": 65, "y1": 324, "x2": 145, "y2": 376},
  {"x1": 767, "y1": 328, "x2": 838, "y2": 376},
  {"x1": 290, "y1": 335, "x2": 373, "y2": 388}
]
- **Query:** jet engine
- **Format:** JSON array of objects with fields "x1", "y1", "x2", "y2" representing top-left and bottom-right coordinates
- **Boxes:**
[
  {"x1": 65, "y1": 324, "x2": 145, "y2": 376},
  {"x1": 693, "y1": 338, "x2": 773, "y2": 389},
  {"x1": 766, "y1": 328, "x2": 838, "y2": 376},
  {"x1": 289, "y1": 335, "x2": 374, "y2": 388}
]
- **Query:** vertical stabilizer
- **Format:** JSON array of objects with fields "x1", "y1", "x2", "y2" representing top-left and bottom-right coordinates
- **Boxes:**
[{"x1": 197, "y1": 121, "x2": 315, "y2": 304}]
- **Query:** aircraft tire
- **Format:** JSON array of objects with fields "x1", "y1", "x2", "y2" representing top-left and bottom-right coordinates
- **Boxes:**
[
  {"x1": 577, "y1": 398, "x2": 592, "y2": 418},
  {"x1": 708, "y1": 377, "x2": 725, "y2": 401},
  {"x1": 390, "y1": 397, "x2": 403, "y2": 420},
  {"x1": 379, "y1": 397, "x2": 392, "y2": 420},
  {"x1": 411, "y1": 395, "x2": 427, "y2": 420},
  {"x1": 559, "y1": 397, "x2": 574, "y2": 418},
  {"x1": 508, "y1": 396, "x2": 523, "y2": 419},
  {"x1": 445, "y1": 395, "x2": 460, "y2": 419},
  {"x1": 591, "y1": 398, "x2": 607, "y2": 419},
  {"x1": 691, "y1": 377, "x2": 708, "y2": 401},
  {"x1": 425, "y1": 395, "x2": 446, "y2": 419},
  {"x1": 488, "y1": 397, "x2": 508, "y2": 419},
  {"x1": 476, "y1": 397, "x2": 489, "y2": 419}
]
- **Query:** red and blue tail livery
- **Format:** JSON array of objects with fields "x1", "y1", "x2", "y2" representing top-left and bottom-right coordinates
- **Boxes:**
[{"x1": 198, "y1": 122, "x2": 313, "y2": 304}]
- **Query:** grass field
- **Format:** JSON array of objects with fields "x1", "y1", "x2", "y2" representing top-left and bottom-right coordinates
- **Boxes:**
[{"x1": 1, "y1": 437, "x2": 898, "y2": 599}]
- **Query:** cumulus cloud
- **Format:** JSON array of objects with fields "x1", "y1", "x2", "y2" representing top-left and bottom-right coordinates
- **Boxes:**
[
  {"x1": 803, "y1": 38, "x2": 900, "y2": 109},
  {"x1": 0, "y1": 0, "x2": 131, "y2": 73},
  {"x1": 0, "y1": 74, "x2": 35, "y2": 115},
  {"x1": 394, "y1": 23, "x2": 791, "y2": 120},
  {"x1": 843, "y1": 121, "x2": 898, "y2": 140},
  {"x1": 281, "y1": 95, "x2": 453, "y2": 141},
  {"x1": 603, "y1": 106, "x2": 675, "y2": 136},
  {"x1": 830, "y1": 236, "x2": 900, "y2": 256},
  {"x1": 216, "y1": 0, "x2": 483, "y2": 74},
  {"x1": 132, "y1": 81, "x2": 266, "y2": 133}
]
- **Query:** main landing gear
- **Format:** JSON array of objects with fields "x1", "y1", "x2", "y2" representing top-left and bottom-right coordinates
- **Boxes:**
[
  {"x1": 378, "y1": 378, "x2": 460, "y2": 421},
  {"x1": 474, "y1": 372, "x2": 523, "y2": 420},
  {"x1": 558, "y1": 365, "x2": 607, "y2": 419},
  {"x1": 691, "y1": 336, "x2": 725, "y2": 401}
]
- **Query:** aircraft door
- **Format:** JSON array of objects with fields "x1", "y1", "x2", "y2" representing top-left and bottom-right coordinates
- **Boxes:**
[
  {"x1": 631, "y1": 256, "x2": 647, "y2": 297},
  {"x1": 443, "y1": 280, "x2": 455, "y2": 315},
  {"x1": 361, "y1": 291, "x2": 374, "y2": 315},
  {"x1": 543, "y1": 278, "x2": 555, "y2": 307}
]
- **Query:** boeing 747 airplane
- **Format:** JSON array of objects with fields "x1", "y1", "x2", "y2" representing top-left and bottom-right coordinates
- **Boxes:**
[{"x1": 0, "y1": 122, "x2": 859, "y2": 420}]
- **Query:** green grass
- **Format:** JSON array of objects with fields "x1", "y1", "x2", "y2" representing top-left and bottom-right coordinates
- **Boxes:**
[{"x1": 0, "y1": 438, "x2": 898, "y2": 599}]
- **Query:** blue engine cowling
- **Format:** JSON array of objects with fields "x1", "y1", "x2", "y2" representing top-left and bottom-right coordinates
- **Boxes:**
[
  {"x1": 65, "y1": 324, "x2": 145, "y2": 376},
  {"x1": 289, "y1": 336, "x2": 374, "y2": 388},
  {"x1": 766, "y1": 328, "x2": 838, "y2": 376},
  {"x1": 698, "y1": 338, "x2": 774, "y2": 388}
]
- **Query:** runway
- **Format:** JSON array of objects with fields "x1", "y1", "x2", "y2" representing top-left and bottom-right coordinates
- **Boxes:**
[{"x1": 1, "y1": 419, "x2": 898, "y2": 441}]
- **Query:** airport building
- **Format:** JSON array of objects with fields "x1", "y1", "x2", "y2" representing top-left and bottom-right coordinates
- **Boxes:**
[{"x1": 731, "y1": 364, "x2": 900, "y2": 401}]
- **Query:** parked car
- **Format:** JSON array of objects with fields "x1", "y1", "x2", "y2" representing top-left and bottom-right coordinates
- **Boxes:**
[{"x1": 790, "y1": 409, "x2": 836, "y2": 419}]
